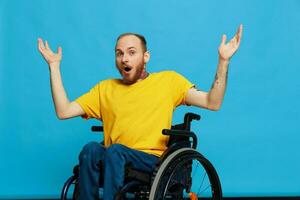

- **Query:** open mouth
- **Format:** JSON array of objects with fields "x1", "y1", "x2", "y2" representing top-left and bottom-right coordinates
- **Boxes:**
[{"x1": 123, "y1": 66, "x2": 132, "y2": 72}]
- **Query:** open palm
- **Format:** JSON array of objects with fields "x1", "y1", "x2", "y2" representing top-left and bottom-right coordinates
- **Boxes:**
[
  {"x1": 218, "y1": 24, "x2": 243, "y2": 61},
  {"x1": 38, "y1": 38, "x2": 62, "y2": 65}
]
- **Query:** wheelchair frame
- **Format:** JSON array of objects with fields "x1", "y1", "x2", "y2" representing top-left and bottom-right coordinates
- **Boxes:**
[{"x1": 61, "y1": 113, "x2": 222, "y2": 200}]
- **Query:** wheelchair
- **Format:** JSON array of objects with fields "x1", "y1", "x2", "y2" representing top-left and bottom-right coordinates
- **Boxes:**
[{"x1": 61, "y1": 113, "x2": 222, "y2": 200}]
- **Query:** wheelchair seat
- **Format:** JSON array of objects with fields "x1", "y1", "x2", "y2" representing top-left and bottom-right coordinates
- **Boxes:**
[{"x1": 61, "y1": 113, "x2": 222, "y2": 200}]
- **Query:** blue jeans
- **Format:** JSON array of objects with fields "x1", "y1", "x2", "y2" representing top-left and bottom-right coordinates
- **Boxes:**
[{"x1": 78, "y1": 142, "x2": 159, "y2": 200}]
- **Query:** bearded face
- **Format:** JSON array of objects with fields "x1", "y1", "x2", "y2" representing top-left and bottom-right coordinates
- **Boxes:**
[{"x1": 115, "y1": 35, "x2": 150, "y2": 84}]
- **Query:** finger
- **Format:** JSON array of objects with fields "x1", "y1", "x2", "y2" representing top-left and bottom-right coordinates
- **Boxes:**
[
  {"x1": 41, "y1": 39, "x2": 46, "y2": 49},
  {"x1": 37, "y1": 39, "x2": 51, "y2": 59},
  {"x1": 221, "y1": 34, "x2": 227, "y2": 45},
  {"x1": 45, "y1": 40, "x2": 51, "y2": 50},
  {"x1": 38, "y1": 37, "x2": 43, "y2": 44},
  {"x1": 37, "y1": 38, "x2": 43, "y2": 50},
  {"x1": 238, "y1": 24, "x2": 243, "y2": 42},
  {"x1": 58, "y1": 46, "x2": 62, "y2": 56},
  {"x1": 37, "y1": 38, "x2": 43, "y2": 45},
  {"x1": 38, "y1": 38, "x2": 46, "y2": 53},
  {"x1": 39, "y1": 38, "x2": 46, "y2": 50},
  {"x1": 236, "y1": 24, "x2": 243, "y2": 44}
]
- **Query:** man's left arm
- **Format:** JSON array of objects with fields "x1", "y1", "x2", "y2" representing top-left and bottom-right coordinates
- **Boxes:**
[{"x1": 185, "y1": 24, "x2": 243, "y2": 111}]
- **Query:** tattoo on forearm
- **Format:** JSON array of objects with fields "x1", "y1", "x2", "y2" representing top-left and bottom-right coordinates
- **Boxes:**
[
  {"x1": 226, "y1": 70, "x2": 228, "y2": 81},
  {"x1": 211, "y1": 73, "x2": 219, "y2": 89},
  {"x1": 211, "y1": 69, "x2": 228, "y2": 90}
]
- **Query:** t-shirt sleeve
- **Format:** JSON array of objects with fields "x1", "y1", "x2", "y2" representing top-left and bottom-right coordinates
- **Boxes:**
[
  {"x1": 169, "y1": 71, "x2": 195, "y2": 107},
  {"x1": 75, "y1": 83, "x2": 102, "y2": 120}
]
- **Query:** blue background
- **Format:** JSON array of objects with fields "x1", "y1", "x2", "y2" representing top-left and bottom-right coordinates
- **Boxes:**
[{"x1": 0, "y1": 0, "x2": 299, "y2": 198}]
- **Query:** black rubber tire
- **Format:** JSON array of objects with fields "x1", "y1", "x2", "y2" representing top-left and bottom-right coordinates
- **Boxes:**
[
  {"x1": 60, "y1": 176, "x2": 78, "y2": 200},
  {"x1": 149, "y1": 148, "x2": 222, "y2": 200}
]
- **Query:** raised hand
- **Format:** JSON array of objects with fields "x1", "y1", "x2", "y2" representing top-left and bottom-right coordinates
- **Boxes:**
[
  {"x1": 218, "y1": 24, "x2": 243, "y2": 61},
  {"x1": 38, "y1": 38, "x2": 62, "y2": 66}
]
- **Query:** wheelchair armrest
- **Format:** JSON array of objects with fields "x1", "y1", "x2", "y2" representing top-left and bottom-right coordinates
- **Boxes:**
[
  {"x1": 91, "y1": 126, "x2": 103, "y2": 132},
  {"x1": 162, "y1": 129, "x2": 197, "y2": 149},
  {"x1": 91, "y1": 126, "x2": 104, "y2": 145},
  {"x1": 184, "y1": 112, "x2": 201, "y2": 122}
]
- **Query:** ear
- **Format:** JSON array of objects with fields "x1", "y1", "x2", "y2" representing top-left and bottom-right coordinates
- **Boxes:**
[{"x1": 144, "y1": 51, "x2": 150, "y2": 64}]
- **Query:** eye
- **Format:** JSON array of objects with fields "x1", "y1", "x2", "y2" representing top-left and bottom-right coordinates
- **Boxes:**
[
  {"x1": 129, "y1": 50, "x2": 136, "y2": 56},
  {"x1": 116, "y1": 51, "x2": 123, "y2": 57}
]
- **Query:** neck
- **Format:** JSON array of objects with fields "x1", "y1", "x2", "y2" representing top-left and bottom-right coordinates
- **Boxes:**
[
  {"x1": 122, "y1": 69, "x2": 149, "y2": 85},
  {"x1": 135, "y1": 68, "x2": 149, "y2": 83},
  {"x1": 139, "y1": 69, "x2": 149, "y2": 80}
]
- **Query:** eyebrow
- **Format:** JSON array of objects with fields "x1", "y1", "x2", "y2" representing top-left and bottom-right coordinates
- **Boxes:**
[{"x1": 115, "y1": 46, "x2": 137, "y2": 52}]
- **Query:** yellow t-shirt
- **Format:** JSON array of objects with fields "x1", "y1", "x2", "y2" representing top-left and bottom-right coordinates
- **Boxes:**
[{"x1": 75, "y1": 71, "x2": 194, "y2": 157}]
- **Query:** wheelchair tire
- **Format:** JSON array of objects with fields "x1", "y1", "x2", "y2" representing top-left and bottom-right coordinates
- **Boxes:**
[
  {"x1": 60, "y1": 175, "x2": 79, "y2": 200},
  {"x1": 149, "y1": 148, "x2": 222, "y2": 200}
]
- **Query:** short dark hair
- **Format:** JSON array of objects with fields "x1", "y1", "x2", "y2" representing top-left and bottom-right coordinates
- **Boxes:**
[{"x1": 116, "y1": 33, "x2": 147, "y2": 52}]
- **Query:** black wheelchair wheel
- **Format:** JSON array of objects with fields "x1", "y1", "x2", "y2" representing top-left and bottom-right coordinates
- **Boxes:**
[
  {"x1": 149, "y1": 148, "x2": 222, "y2": 200},
  {"x1": 60, "y1": 175, "x2": 79, "y2": 200}
]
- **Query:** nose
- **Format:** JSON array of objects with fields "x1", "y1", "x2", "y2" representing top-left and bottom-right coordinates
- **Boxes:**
[{"x1": 121, "y1": 53, "x2": 129, "y2": 63}]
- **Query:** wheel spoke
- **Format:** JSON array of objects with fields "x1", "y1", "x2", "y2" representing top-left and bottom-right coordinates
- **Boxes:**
[{"x1": 148, "y1": 148, "x2": 222, "y2": 200}]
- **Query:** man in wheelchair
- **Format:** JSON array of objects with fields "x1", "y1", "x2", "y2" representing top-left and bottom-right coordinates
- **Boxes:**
[{"x1": 38, "y1": 25, "x2": 242, "y2": 200}]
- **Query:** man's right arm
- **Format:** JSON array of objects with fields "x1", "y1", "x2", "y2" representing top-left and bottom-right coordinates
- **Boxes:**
[
  {"x1": 38, "y1": 38, "x2": 85, "y2": 120},
  {"x1": 49, "y1": 64, "x2": 84, "y2": 119}
]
